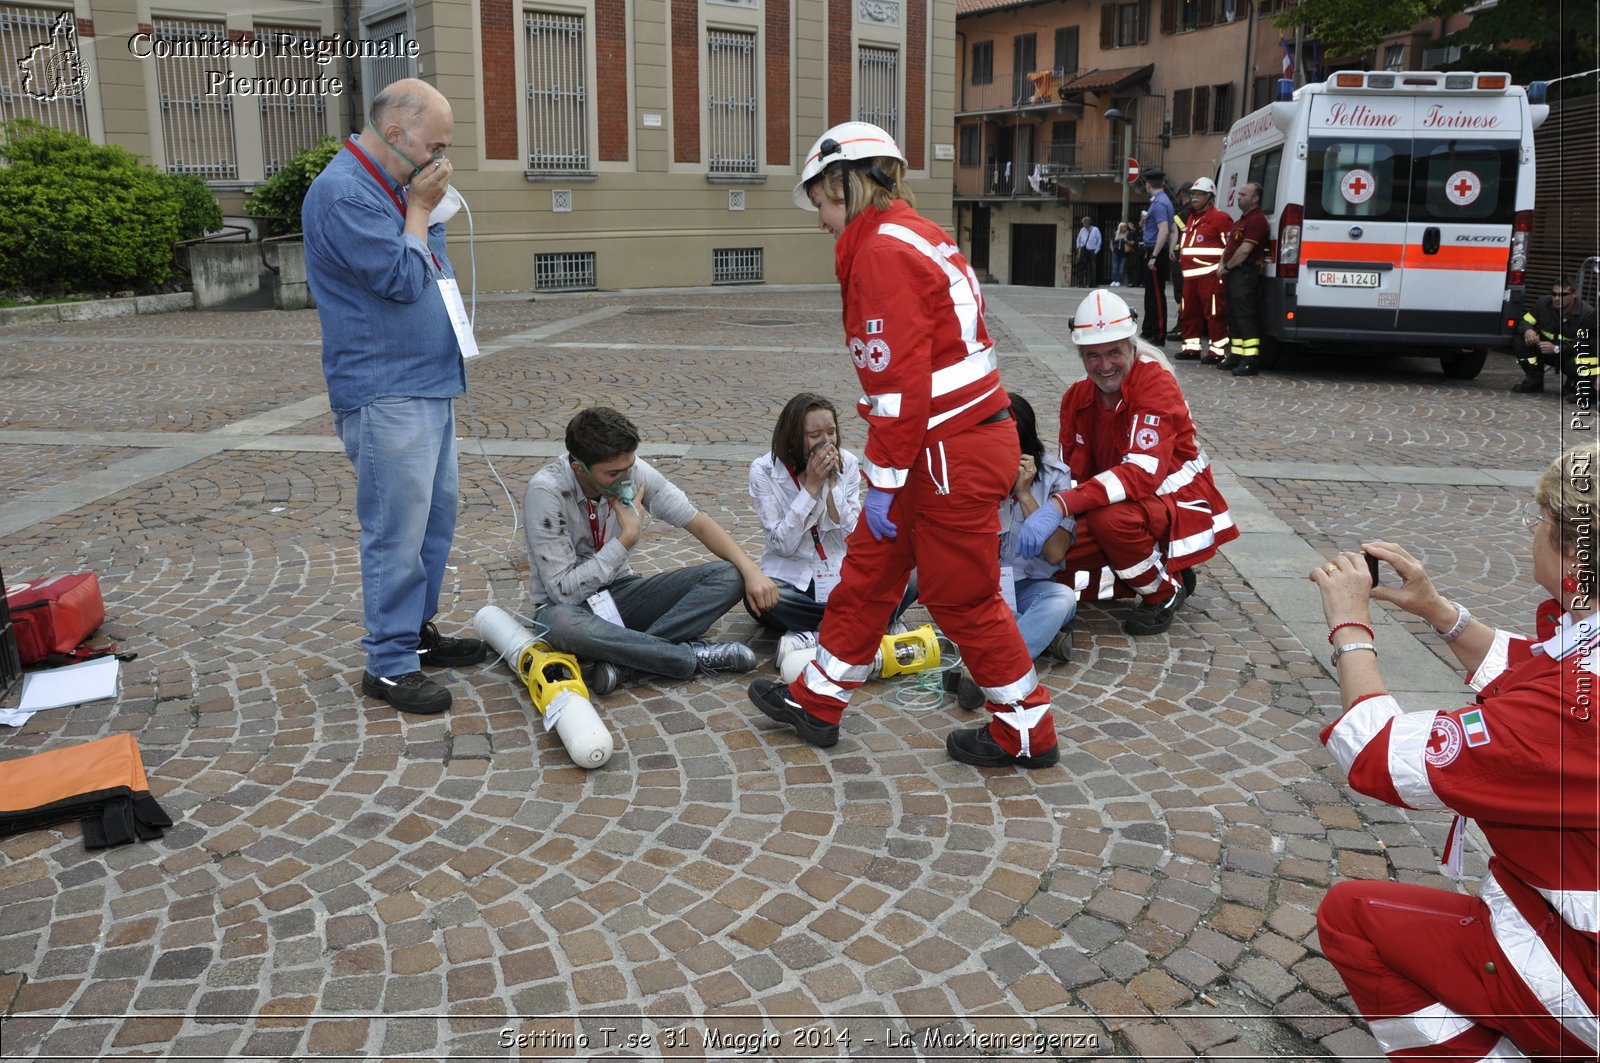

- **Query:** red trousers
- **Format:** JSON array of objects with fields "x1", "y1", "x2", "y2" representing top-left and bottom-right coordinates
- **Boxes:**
[
  {"x1": 1057, "y1": 497, "x2": 1179, "y2": 603},
  {"x1": 1318, "y1": 879, "x2": 1588, "y2": 1060},
  {"x1": 794, "y1": 420, "x2": 1055, "y2": 758},
  {"x1": 1179, "y1": 272, "x2": 1227, "y2": 358}
]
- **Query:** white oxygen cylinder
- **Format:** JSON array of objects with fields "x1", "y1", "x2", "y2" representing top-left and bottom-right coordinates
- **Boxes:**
[
  {"x1": 473, "y1": 605, "x2": 537, "y2": 666},
  {"x1": 544, "y1": 689, "x2": 614, "y2": 769},
  {"x1": 780, "y1": 646, "x2": 818, "y2": 685}
]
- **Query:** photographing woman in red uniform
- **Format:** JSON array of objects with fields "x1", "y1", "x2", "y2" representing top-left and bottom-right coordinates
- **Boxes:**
[
  {"x1": 1310, "y1": 442, "x2": 1600, "y2": 1061},
  {"x1": 745, "y1": 122, "x2": 1057, "y2": 769}
]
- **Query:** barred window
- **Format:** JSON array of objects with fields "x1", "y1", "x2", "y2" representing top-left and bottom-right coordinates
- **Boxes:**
[
  {"x1": 0, "y1": 3, "x2": 88, "y2": 134},
  {"x1": 153, "y1": 17, "x2": 237, "y2": 178},
  {"x1": 256, "y1": 25, "x2": 327, "y2": 175},
  {"x1": 535, "y1": 251, "x2": 596, "y2": 291},
  {"x1": 707, "y1": 29, "x2": 757, "y2": 175},
  {"x1": 525, "y1": 11, "x2": 589, "y2": 171},
  {"x1": 362, "y1": 8, "x2": 417, "y2": 101},
  {"x1": 713, "y1": 247, "x2": 762, "y2": 283},
  {"x1": 857, "y1": 46, "x2": 898, "y2": 144}
]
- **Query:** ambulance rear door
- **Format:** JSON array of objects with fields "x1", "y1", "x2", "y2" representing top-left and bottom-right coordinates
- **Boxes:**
[
  {"x1": 1299, "y1": 94, "x2": 1415, "y2": 334},
  {"x1": 1398, "y1": 95, "x2": 1521, "y2": 341}
]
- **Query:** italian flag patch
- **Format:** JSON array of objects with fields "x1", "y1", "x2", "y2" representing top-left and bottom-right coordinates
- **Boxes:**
[
  {"x1": 865, "y1": 319, "x2": 884, "y2": 335},
  {"x1": 1460, "y1": 708, "x2": 1490, "y2": 747},
  {"x1": 1143, "y1": 414, "x2": 1160, "y2": 426}
]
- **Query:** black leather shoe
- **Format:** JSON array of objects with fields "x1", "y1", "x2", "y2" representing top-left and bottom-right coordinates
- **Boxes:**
[
  {"x1": 748, "y1": 679, "x2": 839, "y2": 748},
  {"x1": 1218, "y1": 354, "x2": 1243, "y2": 370},
  {"x1": 1511, "y1": 376, "x2": 1544, "y2": 394},
  {"x1": 362, "y1": 671, "x2": 452, "y2": 714},
  {"x1": 1124, "y1": 583, "x2": 1190, "y2": 636},
  {"x1": 1173, "y1": 349, "x2": 1202, "y2": 361},
  {"x1": 418, "y1": 623, "x2": 488, "y2": 668},
  {"x1": 946, "y1": 725, "x2": 1059, "y2": 769},
  {"x1": 1231, "y1": 361, "x2": 1261, "y2": 377}
]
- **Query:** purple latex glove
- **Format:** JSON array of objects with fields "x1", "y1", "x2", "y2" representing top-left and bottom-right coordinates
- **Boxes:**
[{"x1": 864, "y1": 487, "x2": 898, "y2": 541}]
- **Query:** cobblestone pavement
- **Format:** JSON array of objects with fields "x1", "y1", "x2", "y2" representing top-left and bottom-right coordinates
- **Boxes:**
[{"x1": 0, "y1": 284, "x2": 1586, "y2": 1062}]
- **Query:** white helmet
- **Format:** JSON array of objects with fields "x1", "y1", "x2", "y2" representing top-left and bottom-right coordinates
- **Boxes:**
[
  {"x1": 1069, "y1": 289, "x2": 1139, "y2": 346},
  {"x1": 793, "y1": 121, "x2": 906, "y2": 211},
  {"x1": 1189, "y1": 176, "x2": 1217, "y2": 196}
]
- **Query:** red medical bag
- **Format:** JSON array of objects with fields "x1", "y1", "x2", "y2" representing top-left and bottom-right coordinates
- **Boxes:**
[{"x1": 5, "y1": 573, "x2": 106, "y2": 666}]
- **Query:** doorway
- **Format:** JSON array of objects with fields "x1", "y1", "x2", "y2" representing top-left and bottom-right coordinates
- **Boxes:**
[
  {"x1": 1010, "y1": 224, "x2": 1057, "y2": 287},
  {"x1": 970, "y1": 205, "x2": 991, "y2": 272}
]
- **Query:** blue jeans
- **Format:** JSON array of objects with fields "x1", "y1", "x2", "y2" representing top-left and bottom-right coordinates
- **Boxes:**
[
  {"x1": 1013, "y1": 577, "x2": 1077, "y2": 658},
  {"x1": 334, "y1": 396, "x2": 459, "y2": 678},
  {"x1": 535, "y1": 563, "x2": 745, "y2": 678},
  {"x1": 1111, "y1": 249, "x2": 1127, "y2": 285},
  {"x1": 745, "y1": 572, "x2": 920, "y2": 634}
]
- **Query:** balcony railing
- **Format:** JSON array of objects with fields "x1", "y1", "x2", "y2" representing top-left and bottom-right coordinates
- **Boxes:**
[
  {"x1": 959, "y1": 68, "x2": 1080, "y2": 114},
  {"x1": 965, "y1": 137, "x2": 1164, "y2": 199}
]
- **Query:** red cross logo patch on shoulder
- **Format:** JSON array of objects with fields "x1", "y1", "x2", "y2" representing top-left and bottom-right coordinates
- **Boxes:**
[{"x1": 1425, "y1": 716, "x2": 1464, "y2": 768}]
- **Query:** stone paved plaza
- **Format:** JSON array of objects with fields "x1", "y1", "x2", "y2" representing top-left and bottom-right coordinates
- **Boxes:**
[{"x1": 0, "y1": 284, "x2": 1584, "y2": 1061}]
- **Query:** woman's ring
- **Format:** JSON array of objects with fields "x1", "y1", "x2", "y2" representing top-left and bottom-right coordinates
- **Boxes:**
[{"x1": 1324, "y1": 563, "x2": 1337, "y2": 574}]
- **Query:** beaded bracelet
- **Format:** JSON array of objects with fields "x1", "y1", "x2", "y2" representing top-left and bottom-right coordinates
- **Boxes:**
[
  {"x1": 1330, "y1": 642, "x2": 1377, "y2": 666},
  {"x1": 1434, "y1": 601, "x2": 1472, "y2": 643},
  {"x1": 1327, "y1": 621, "x2": 1375, "y2": 645}
]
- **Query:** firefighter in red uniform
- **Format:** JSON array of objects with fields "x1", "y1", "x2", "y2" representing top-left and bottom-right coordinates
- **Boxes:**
[
  {"x1": 1016, "y1": 289, "x2": 1238, "y2": 635},
  {"x1": 1309, "y1": 441, "x2": 1600, "y2": 1062},
  {"x1": 746, "y1": 122, "x2": 1058, "y2": 770},
  {"x1": 1175, "y1": 177, "x2": 1229, "y2": 364}
]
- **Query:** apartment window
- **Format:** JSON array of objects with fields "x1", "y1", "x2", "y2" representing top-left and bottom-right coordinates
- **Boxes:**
[
  {"x1": 1049, "y1": 120, "x2": 1076, "y2": 169},
  {"x1": 1421, "y1": 43, "x2": 1462, "y2": 67},
  {"x1": 958, "y1": 124, "x2": 980, "y2": 167},
  {"x1": 1383, "y1": 44, "x2": 1406, "y2": 70},
  {"x1": 971, "y1": 40, "x2": 993, "y2": 85},
  {"x1": 1253, "y1": 74, "x2": 1276, "y2": 109},
  {"x1": 362, "y1": 7, "x2": 418, "y2": 99},
  {"x1": 1211, "y1": 82, "x2": 1233, "y2": 132},
  {"x1": 1011, "y1": 32, "x2": 1036, "y2": 104},
  {"x1": 1171, "y1": 88, "x2": 1192, "y2": 136},
  {"x1": 256, "y1": 25, "x2": 327, "y2": 175},
  {"x1": 707, "y1": 29, "x2": 757, "y2": 174},
  {"x1": 1054, "y1": 27, "x2": 1079, "y2": 76},
  {"x1": 1190, "y1": 84, "x2": 1211, "y2": 133},
  {"x1": 713, "y1": 247, "x2": 763, "y2": 283},
  {"x1": 1101, "y1": 0, "x2": 1149, "y2": 48},
  {"x1": 535, "y1": 251, "x2": 596, "y2": 291},
  {"x1": 525, "y1": 11, "x2": 589, "y2": 171},
  {"x1": 0, "y1": 3, "x2": 88, "y2": 134},
  {"x1": 153, "y1": 17, "x2": 237, "y2": 178},
  {"x1": 858, "y1": 46, "x2": 898, "y2": 143}
]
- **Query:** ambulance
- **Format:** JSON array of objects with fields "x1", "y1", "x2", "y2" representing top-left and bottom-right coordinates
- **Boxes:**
[{"x1": 1216, "y1": 71, "x2": 1547, "y2": 378}]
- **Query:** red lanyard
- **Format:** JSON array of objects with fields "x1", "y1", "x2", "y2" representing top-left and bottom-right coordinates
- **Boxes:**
[
  {"x1": 344, "y1": 136, "x2": 443, "y2": 272},
  {"x1": 787, "y1": 469, "x2": 827, "y2": 561},
  {"x1": 586, "y1": 500, "x2": 606, "y2": 550}
]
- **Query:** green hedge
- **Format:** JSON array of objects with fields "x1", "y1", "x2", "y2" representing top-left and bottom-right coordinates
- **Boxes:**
[
  {"x1": 244, "y1": 137, "x2": 341, "y2": 238},
  {"x1": 0, "y1": 120, "x2": 223, "y2": 294}
]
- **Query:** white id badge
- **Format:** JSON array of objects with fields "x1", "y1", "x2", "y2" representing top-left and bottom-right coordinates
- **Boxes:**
[
  {"x1": 813, "y1": 563, "x2": 842, "y2": 603},
  {"x1": 436, "y1": 278, "x2": 481, "y2": 360},
  {"x1": 998, "y1": 564, "x2": 1019, "y2": 614},
  {"x1": 586, "y1": 589, "x2": 625, "y2": 627}
]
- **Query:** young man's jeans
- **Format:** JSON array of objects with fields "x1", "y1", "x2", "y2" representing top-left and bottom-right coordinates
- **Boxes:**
[
  {"x1": 1013, "y1": 577, "x2": 1077, "y2": 658},
  {"x1": 334, "y1": 396, "x2": 458, "y2": 678},
  {"x1": 746, "y1": 573, "x2": 920, "y2": 634},
  {"x1": 536, "y1": 563, "x2": 745, "y2": 678}
]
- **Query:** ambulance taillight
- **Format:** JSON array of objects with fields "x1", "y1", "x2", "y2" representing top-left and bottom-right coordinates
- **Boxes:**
[
  {"x1": 1277, "y1": 204, "x2": 1303, "y2": 280},
  {"x1": 1508, "y1": 210, "x2": 1532, "y2": 286}
]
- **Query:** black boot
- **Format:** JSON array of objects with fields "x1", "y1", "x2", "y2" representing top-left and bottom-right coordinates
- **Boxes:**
[{"x1": 1511, "y1": 366, "x2": 1543, "y2": 393}]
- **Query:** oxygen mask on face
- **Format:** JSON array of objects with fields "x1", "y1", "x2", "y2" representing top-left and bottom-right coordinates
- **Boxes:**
[{"x1": 577, "y1": 459, "x2": 636, "y2": 508}]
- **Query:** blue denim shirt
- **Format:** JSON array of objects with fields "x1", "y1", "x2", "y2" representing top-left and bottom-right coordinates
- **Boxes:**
[{"x1": 303, "y1": 137, "x2": 466, "y2": 412}]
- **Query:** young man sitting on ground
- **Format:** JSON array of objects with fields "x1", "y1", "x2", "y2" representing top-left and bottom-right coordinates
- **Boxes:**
[{"x1": 524, "y1": 407, "x2": 778, "y2": 693}]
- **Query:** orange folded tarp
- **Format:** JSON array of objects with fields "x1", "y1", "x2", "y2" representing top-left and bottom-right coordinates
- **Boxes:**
[{"x1": 0, "y1": 733, "x2": 173, "y2": 848}]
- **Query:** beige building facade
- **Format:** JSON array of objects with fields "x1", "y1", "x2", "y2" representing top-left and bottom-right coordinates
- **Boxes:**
[
  {"x1": 1, "y1": 0, "x2": 959, "y2": 292},
  {"x1": 952, "y1": 0, "x2": 1292, "y2": 286}
]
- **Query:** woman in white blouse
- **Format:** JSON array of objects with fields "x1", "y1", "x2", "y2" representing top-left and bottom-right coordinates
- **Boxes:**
[{"x1": 748, "y1": 393, "x2": 917, "y2": 662}]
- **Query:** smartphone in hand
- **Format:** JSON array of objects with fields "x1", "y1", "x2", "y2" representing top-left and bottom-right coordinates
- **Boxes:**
[{"x1": 1364, "y1": 552, "x2": 1381, "y2": 587}]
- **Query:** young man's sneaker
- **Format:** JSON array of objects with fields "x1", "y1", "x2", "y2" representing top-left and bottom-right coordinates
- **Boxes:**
[
  {"x1": 747, "y1": 678, "x2": 839, "y2": 748},
  {"x1": 689, "y1": 640, "x2": 758, "y2": 674},
  {"x1": 362, "y1": 671, "x2": 452, "y2": 714},
  {"x1": 946, "y1": 725, "x2": 1059, "y2": 768},
  {"x1": 1046, "y1": 627, "x2": 1074, "y2": 665},
  {"x1": 582, "y1": 660, "x2": 638, "y2": 697},
  {"x1": 775, "y1": 630, "x2": 818, "y2": 672},
  {"x1": 418, "y1": 622, "x2": 489, "y2": 668},
  {"x1": 1123, "y1": 583, "x2": 1189, "y2": 636}
]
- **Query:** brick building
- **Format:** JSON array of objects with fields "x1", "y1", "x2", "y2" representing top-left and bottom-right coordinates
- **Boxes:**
[{"x1": 0, "y1": 0, "x2": 956, "y2": 291}]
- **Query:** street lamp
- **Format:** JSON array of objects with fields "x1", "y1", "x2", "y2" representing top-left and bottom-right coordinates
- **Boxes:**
[{"x1": 1105, "y1": 106, "x2": 1134, "y2": 226}]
